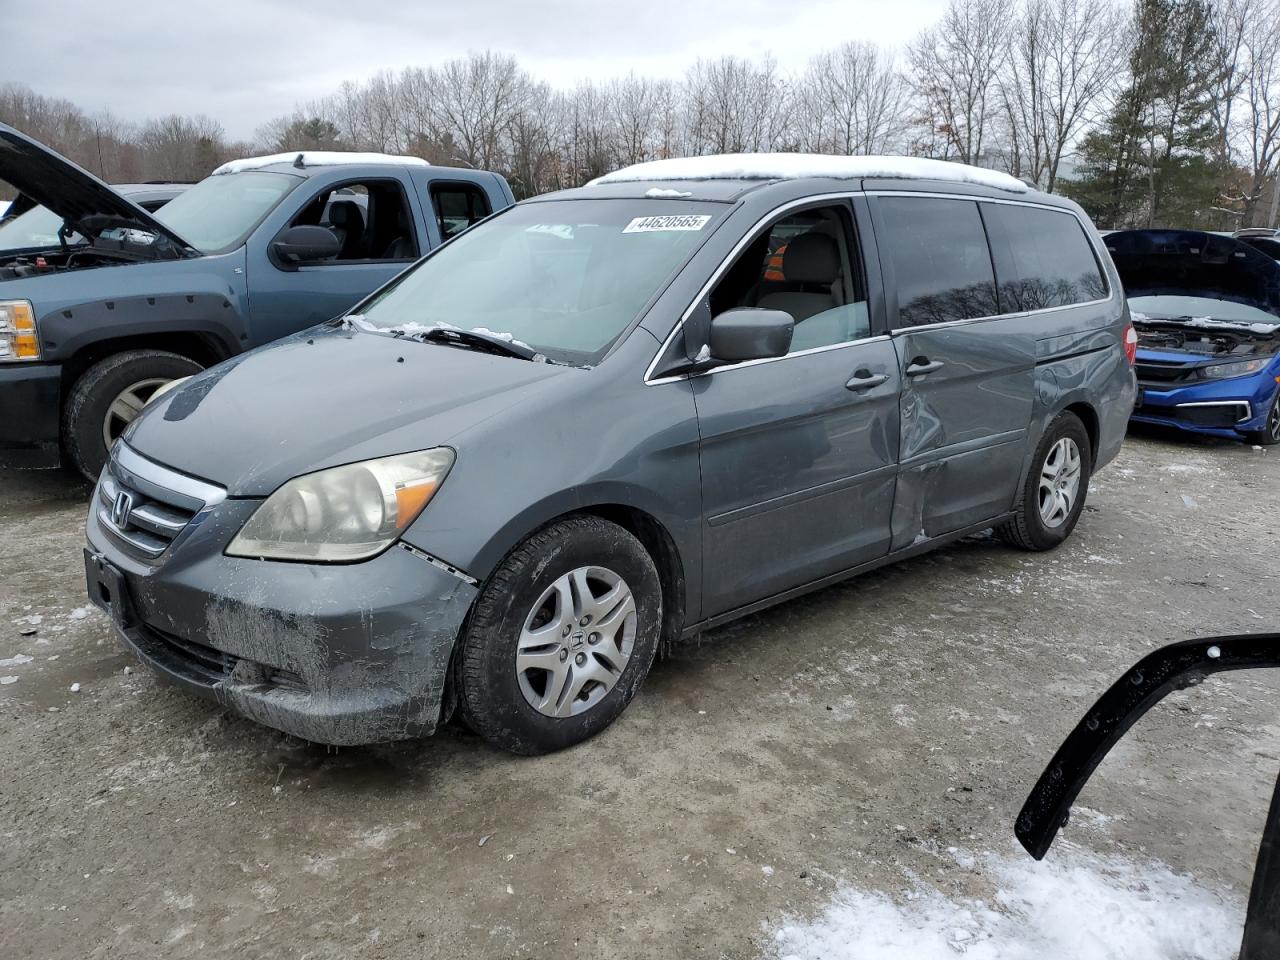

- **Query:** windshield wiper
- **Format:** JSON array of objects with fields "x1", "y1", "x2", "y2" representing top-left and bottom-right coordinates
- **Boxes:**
[{"x1": 406, "y1": 326, "x2": 539, "y2": 362}]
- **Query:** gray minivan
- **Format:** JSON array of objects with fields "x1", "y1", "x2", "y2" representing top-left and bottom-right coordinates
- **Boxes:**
[{"x1": 83, "y1": 155, "x2": 1137, "y2": 754}]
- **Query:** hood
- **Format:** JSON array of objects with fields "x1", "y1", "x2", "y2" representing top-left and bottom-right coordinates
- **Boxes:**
[
  {"x1": 123, "y1": 324, "x2": 572, "y2": 496},
  {"x1": 0, "y1": 123, "x2": 193, "y2": 253},
  {"x1": 1105, "y1": 229, "x2": 1280, "y2": 320}
]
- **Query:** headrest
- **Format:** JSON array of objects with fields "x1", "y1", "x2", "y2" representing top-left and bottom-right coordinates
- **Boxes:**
[
  {"x1": 782, "y1": 232, "x2": 840, "y2": 284},
  {"x1": 328, "y1": 200, "x2": 363, "y2": 230}
]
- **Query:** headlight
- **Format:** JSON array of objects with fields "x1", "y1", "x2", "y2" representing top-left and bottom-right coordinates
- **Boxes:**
[
  {"x1": 0, "y1": 300, "x2": 39, "y2": 361},
  {"x1": 1199, "y1": 358, "x2": 1269, "y2": 379},
  {"x1": 226, "y1": 448, "x2": 454, "y2": 562}
]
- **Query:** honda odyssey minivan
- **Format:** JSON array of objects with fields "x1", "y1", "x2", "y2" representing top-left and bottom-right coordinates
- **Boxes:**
[{"x1": 84, "y1": 154, "x2": 1136, "y2": 754}]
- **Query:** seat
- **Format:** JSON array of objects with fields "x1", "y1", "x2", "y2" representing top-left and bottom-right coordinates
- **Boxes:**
[
  {"x1": 755, "y1": 232, "x2": 847, "y2": 350},
  {"x1": 325, "y1": 200, "x2": 366, "y2": 260},
  {"x1": 379, "y1": 204, "x2": 415, "y2": 259}
]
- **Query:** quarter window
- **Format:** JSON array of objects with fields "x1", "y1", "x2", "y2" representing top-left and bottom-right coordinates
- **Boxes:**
[
  {"x1": 877, "y1": 197, "x2": 998, "y2": 327},
  {"x1": 984, "y1": 204, "x2": 1107, "y2": 310},
  {"x1": 709, "y1": 204, "x2": 870, "y2": 352}
]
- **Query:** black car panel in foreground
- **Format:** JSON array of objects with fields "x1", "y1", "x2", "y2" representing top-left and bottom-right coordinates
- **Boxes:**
[{"x1": 85, "y1": 154, "x2": 1137, "y2": 753}]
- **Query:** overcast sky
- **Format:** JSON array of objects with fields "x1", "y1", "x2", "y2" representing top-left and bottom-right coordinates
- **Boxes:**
[{"x1": 7, "y1": 0, "x2": 947, "y2": 140}]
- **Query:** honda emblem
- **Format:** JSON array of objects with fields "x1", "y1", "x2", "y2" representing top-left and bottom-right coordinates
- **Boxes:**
[{"x1": 111, "y1": 490, "x2": 134, "y2": 528}]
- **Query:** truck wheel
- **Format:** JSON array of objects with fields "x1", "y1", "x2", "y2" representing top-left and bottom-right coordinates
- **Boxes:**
[
  {"x1": 1245, "y1": 391, "x2": 1280, "y2": 446},
  {"x1": 997, "y1": 411, "x2": 1092, "y2": 551},
  {"x1": 457, "y1": 515, "x2": 662, "y2": 755},
  {"x1": 63, "y1": 350, "x2": 204, "y2": 480}
]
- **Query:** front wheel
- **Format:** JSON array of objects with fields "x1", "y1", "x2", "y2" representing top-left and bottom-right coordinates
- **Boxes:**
[
  {"x1": 457, "y1": 515, "x2": 662, "y2": 755},
  {"x1": 63, "y1": 350, "x2": 204, "y2": 480},
  {"x1": 997, "y1": 411, "x2": 1092, "y2": 551},
  {"x1": 1245, "y1": 391, "x2": 1280, "y2": 446}
]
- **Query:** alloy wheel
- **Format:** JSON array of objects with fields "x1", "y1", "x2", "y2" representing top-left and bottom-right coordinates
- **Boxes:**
[
  {"x1": 1269, "y1": 395, "x2": 1280, "y2": 443},
  {"x1": 102, "y1": 377, "x2": 172, "y2": 449},
  {"x1": 1037, "y1": 437, "x2": 1081, "y2": 529},
  {"x1": 515, "y1": 566, "x2": 637, "y2": 718}
]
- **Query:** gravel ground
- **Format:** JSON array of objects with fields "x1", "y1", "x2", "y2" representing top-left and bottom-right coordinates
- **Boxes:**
[{"x1": 1, "y1": 427, "x2": 1277, "y2": 959}]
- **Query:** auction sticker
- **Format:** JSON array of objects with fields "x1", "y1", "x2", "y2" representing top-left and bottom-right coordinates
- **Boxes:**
[{"x1": 623, "y1": 215, "x2": 712, "y2": 233}]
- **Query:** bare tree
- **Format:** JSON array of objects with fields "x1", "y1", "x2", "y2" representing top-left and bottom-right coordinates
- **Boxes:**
[
  {"x1": 799, "y1": 42, "x2": 910, "y2": 155},
  {"x1": 908, "y1": 0, "x2": 1016, "y2": 164},
  {"x1": 999, "y1": 0, "x2": 1124, "y2": 189},
  {"x1": 1230, "y1": 0, "x2": 1280, "y2": 224}
]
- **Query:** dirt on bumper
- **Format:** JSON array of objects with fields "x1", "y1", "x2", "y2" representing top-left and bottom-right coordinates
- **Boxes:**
[{"x1": 86, "y1": 502, "x2": 478, "y2": 745}]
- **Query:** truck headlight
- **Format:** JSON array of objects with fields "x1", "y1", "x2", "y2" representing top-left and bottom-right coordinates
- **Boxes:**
[
  {"x1": 0, "y1": 300, "x2": 39, "y2": 361},
  {"x1": 226, "y1": 448, "x2": 454, "y2": 562},
  {"x1": 1199, "y1": 358, "x2": 1268, "y2": 379}
]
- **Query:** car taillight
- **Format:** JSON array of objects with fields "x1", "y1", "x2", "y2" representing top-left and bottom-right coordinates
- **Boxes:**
[{"x1": 1123, "y1": 324, "x2": 1138, "y2": 365}]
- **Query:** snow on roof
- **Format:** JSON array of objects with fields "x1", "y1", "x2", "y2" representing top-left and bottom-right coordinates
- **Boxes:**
[
  {"x1": 211, "y1": 152, "x2": 431, "y2": 176},
  {"x1": 590, "y1": 153, "x2": 1029, "y2": 193}
]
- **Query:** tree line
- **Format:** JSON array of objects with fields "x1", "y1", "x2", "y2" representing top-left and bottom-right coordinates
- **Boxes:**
[{"x1": 3, "y1": 0, "x2": 1278, "y2": 230}]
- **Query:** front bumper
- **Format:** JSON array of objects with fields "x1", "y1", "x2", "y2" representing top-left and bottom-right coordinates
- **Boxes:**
[
  {"x1": 0, "y1": 362, "x2": 61, "y2": 468},
  {"x1": 1131, "y1": 374, "x2": 1278, "y2": 439},
  {"x1": 85, "y1": 451, "x2": 477, "y2": 745}
]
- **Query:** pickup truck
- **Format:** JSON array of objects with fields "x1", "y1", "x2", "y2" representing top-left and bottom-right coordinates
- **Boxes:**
[{"x1": 0, "y1": 124, "x2": 515, "y2": 478}]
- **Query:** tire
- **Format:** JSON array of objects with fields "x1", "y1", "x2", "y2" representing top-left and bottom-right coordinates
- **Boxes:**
[
  {"x1": 997, "y1": 411, "x2": 1093, "y2": 551},
  {"x1": 63, "y1": 350, "x2": 204, "y2": 480},
  {"x1": 1245, "y1": 390, "x2": 1280, "y2": 446},
  {"x1": 457, "y1": 515, "x2": 662, "y2": 755}
]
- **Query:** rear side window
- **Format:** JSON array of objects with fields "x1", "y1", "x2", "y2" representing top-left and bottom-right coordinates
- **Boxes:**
[
  {"x1": 431, "y1": 182, "x2": 491, "y2": 241},
  {"x1": 877, "y1": 197, "x2": 998, "y2": 326},
  {"x1": 984, "y1": 204, "x2": 1107, "y2": 310}
]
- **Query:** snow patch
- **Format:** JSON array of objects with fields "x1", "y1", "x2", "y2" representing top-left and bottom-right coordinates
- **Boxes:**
[
  {"x1": 591, "y1": 153, "x2": 1028, "y2": 193},
  {"x1": 769, "y1": 847, "x2": 1240, "y2": 960},
  {"x1": 212, "y1": 152, "x2": 430, "y2": 176},
  {"x1": 0, "y1": 653, "x2": 33, "y2": 667}
]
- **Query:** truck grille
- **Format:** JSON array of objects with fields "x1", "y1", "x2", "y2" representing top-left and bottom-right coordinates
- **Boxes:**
[{"x1": 95, "y1": 443, "x2": 226, "y2": 562}]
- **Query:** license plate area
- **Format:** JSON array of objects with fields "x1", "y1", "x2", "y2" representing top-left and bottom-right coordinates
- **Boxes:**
[{"x1": 84, "y1": 550, "x2": 135, "y2": 630}]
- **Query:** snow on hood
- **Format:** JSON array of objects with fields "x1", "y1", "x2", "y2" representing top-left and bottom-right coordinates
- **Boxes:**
[
  {"x1": 589, "y1": 153, "x2": 1029, "y2": 193},
  {"x1": 212, "y1": 152, "x2": 431, "y2": 176}
]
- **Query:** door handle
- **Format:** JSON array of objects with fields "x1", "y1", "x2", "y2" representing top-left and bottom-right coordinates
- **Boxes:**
[
  {"x1": 845, "y1": 371, "x2": 890, "y2": 391},
  {"x1": 905, "y1": 357, "x2": 945, "y2": 377}
]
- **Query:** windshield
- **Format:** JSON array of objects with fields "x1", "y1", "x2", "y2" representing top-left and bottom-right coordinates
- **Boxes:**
[
  {"x1": 1129, "y1": 295, "x2": 1279, "y2": 326},
  {"x1": 0, "y1": 204, "x2": 84, "y2": 251},
  {"x1": 154, "y1": 171, "x2": 299, "y2": 253},
  {"x1": 354, "y1": 198, "x2": 725, "y2": 364}
]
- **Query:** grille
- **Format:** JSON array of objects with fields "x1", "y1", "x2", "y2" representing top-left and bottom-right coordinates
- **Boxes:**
[
  {"x1": 95, "y1": 443, "x2": 225, "y2": 562},
  {"x1": 1135, "y1": 360, "x2": 1195, "y2": 384},
  {"x1": 140, "y1": 622, "x2": 308, "y2": 691},
  {"x1": 97, "y1": 471, "x2": 197, "y2": 558}
]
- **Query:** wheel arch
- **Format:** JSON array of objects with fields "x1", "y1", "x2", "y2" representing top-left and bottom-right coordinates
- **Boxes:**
[{"x1": 1062, "y1": 400, "x2": 1100, "y2": 463}]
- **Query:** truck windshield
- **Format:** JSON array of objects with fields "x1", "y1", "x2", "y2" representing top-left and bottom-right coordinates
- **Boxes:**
[
  {"x1": 354, "y1": 199, "x2": 725, "y2": 365},
  {"x1": 154, "y1": 171, "x2": 299, "y2": 254}
]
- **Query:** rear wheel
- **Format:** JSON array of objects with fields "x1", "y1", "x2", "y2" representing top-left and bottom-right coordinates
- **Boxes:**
[
  {"x1": 997, "y1": 411, "x2": 1092, "y2": 551},
  {"x1": 1245, "y1": 391, "x2": 1280, "y2": 446},
  {"x1": 63, "y1": 350, "x2": 204, "y2": 480},
  {"x1": 457, "y1": 515, "x2": 662, "y2": 755}
]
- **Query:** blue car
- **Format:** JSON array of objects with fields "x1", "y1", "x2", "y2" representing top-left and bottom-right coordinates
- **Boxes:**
[{"x1": 1105, "y1": 229, "x2": 1280, "y2": 445}]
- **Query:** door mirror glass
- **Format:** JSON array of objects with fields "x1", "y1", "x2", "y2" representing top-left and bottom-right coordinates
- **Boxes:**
[
  {"x1": 272, "y1": 224, "x2": 340, "y2": 265},
  {"x1": 708, "y1": 308, "x2": 794, "y2": 363}
]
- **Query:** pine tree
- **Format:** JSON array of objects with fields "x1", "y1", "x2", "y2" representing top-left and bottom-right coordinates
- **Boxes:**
[{"x1": 1065, "y1": 0, "x2": 1225, "y2": 228}]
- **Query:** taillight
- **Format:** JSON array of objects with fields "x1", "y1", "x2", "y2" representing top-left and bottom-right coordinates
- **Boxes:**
[{"x1": 1123, "y1": 323, "x2": 1138, "y2": 365}]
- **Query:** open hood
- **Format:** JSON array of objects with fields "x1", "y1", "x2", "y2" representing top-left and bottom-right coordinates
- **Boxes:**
[
  {"x1": 1105, "y1": 230, "x2": 1280, "y2": 320},
  {"x1": 0, "y1": 122, "x2": 193, "y2": 254}
]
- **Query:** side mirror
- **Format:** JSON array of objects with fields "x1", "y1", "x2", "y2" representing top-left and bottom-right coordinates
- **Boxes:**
[
  {"x1": 707, "y1": 308, "x2": 794, "y2": 363},
  {"x1": 272, "y1": 225, "x2": 340, "y2": 266}
]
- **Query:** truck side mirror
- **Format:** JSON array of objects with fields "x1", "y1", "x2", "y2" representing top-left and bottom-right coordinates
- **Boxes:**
[
  {"x1": 708, "y1": 308, "x2": 794, "y2": 363},
  {"x1": 272, "y1": 225, "x2": 340, "y2": 266}
]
